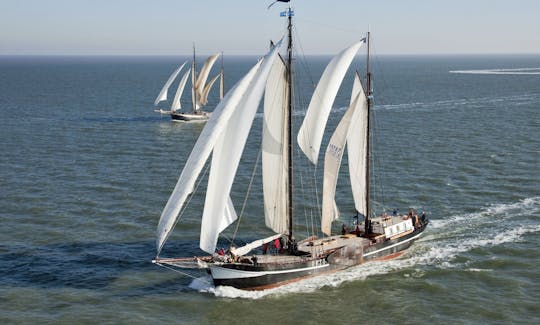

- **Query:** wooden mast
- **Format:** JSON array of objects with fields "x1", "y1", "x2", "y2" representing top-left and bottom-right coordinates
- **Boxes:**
[
  {"x1": 364, "y1": 31, "x2": 372, "y2": 233},
  {"x1": 286, "y1": 6, "x2": 294, "y2": 243}
]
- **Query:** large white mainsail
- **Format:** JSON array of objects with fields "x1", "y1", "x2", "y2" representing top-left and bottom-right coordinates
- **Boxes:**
[
  {"x1": 321, "y1": 73, "x2": 366, "y2": 235},
  {"x1": 154, "y1": 61, "x2": 188, "y2": 106},
  {"x1": 170, "y1": 68, "x2": 192, "y2": 111},
  {"x1": 297, "y1": 40, "x2": 365, "y2": 165},
  {"x1": 156, "y1": 40, "x2": 283, "y2": 255},
  {"x1": 262, "y1": 56, "x2": 289, "y2": 234},
  {"x1": 199, "y1": 41, "x2": 283, "y2": 254}
]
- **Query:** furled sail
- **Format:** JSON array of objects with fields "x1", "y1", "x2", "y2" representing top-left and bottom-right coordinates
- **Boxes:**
[
  {"x1": 154, "y1": 61, "x2": 187, "y2": 106},
  {"x1": 346, "y1": 74, "x2": 369, "y2": 217},
  {"x1": 321, "y1": 73, "x2": 365, "y2": 235},
  {"x1": 170, "y1": 68, "x2": 192, "y2": 111},
  {"x1": 199, "y1": 40, "x2": 283, "y2": 254},
  {"x1": 262, "y1": 56, "x2": 289, "y2": 234},
  {"x1": 156, "y1": 60, "x2": 263, "y2": 255},
  {"x1": 233, "y1": 234, "x2": 282, "y2": 256},
  {"x1": 297, "y1": 40, "x2": 365, "y2": 165}
]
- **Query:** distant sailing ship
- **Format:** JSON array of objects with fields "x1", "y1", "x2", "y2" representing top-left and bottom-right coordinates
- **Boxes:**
[
  {"x1": 153, "y1": 5, "x2": 428, "y2": 290},
  {"x1": 154, "y1": 46, "x2": 224, "y2": 122}
]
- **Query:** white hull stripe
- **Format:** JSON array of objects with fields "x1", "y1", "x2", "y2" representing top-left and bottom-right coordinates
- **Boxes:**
[
  {"x1": 363, "y1": 232, "x2": 423, "y2": 257},
  {"x1": 210, "y1": 262, "x2": 329, "y2": 279}
]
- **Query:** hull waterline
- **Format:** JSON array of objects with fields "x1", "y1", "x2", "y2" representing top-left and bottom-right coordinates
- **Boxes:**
[{"x1": 170, "y1": 111, "x2": 211, "y2": 122}]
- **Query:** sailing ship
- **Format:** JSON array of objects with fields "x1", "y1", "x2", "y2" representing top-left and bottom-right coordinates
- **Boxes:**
[
  {"x1": 153, "y1": 5, "x2": 428, "y2": 290},
  {"x1": 153, "y1": 46, "x2": 224, "y2": 122}
]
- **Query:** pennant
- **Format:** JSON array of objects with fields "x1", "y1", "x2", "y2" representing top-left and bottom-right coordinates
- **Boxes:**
[{"x1": 268, "y1": 0, "x2": 291, "y2": 9}]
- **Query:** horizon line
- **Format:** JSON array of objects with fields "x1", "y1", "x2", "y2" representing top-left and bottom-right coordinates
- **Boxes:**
[{"x1": 1, "y1": 52, "x2": 540, "y2": 57}]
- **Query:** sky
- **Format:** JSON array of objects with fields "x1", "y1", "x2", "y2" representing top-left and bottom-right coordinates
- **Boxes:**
[{"x1": 1, "y1": 0, "x2": 539, "y2": 55}]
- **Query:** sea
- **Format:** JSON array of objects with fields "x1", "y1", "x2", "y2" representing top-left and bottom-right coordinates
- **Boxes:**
[{"x1": 0, "y1": 53, "x2": 539, "y2": 324}]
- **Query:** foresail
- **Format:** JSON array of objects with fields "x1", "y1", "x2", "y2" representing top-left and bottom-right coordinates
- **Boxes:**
[
  {"x1": 297, "y1": 40, "x2": 365, "y2": 165},
  {"x1": 321, "y1": 73, "x2": 367, "y2": 235},
  {"x1": 154, "y1": 61, "x2": 187, "y2": 106},
  {"x1": 321, "y1": 91, "x2": 360, "y2": 235},
  {"x1": 170, "y1": 68, "x2": 192, "y2": 111},
  {"x1": 156, "y1": 59, "x2": 263, "y2": 255},
  {"x1": 262, "y1": 56, "x2": 289, "y2": 234},
  {"x1": 199, "y1": 39, "x2": 283, "y2": 254},
  {"x1": 347, "y1": 74, "x2": 369, "y2": 217}
]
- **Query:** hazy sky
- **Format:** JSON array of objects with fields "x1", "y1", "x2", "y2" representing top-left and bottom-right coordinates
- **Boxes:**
[{"x1": 1, "y1": 0, "x2": 539, "y2": 55}]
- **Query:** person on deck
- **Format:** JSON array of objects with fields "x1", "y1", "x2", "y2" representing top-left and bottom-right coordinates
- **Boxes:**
[{"x1": 273, "y1": 238, "x2": 281, "y2": 254}]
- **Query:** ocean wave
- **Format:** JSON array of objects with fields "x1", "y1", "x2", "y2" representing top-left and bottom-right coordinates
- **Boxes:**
[
  {"x1": 254, "y1": 93, "x2": 539, "y2": 120},
  {"x1": 378, "y1": 93, "x2": 540, "y2": 112},
  {"x1": 449, "y1": 68, "x2": 540, "y2": 75}
]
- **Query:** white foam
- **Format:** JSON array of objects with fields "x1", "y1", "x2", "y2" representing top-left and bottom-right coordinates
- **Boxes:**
[
  {"x1": 188, "y1": 275, "x2": 214, "y2": 291},
  {"x1": 467, "y1": 268, "x2": 493, "y2": 272},
  {"x1": 378, "y1": 94, "x2": 539, "y2": 113},
  {"x1": 193, "y1": 197, "x2": 540, "y2": 299},
  {"x1": 450, "y1": 68, "x2": 540, "y2": 75}
]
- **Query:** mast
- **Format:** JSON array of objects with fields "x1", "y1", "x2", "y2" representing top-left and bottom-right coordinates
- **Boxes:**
[
  {"x1": 364, "y1": 31, "x2": 372, "y2": 233},
  {"x1": 286, "y1": 6, "x2": 294, "y2": 242}
]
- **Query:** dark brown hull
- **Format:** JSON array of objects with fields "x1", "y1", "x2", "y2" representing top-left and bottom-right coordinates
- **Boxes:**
[{"x1": 210, "y1": 220, "x2": 429, "y2": 290}]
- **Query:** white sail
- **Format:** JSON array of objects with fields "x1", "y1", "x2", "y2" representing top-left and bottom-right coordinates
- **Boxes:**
[
  {"x1": 262, "y1": 56, "x2": 289, "y2": 234},
  {"x1": 191, "y1": 58, "x2": 198, "y2": 111},
  {"x1": 154, "y1": 61, "x2": 187, "y2": 106},
  {"x1": 220, "y1": 67, "x2": 225, "y2": 100},
  {"x1": 170, "y1": 68, "x2": 192, "y2": 111},
  {"x1": 199, "y1": 40, "x2": 283, "y2": 254},
  {"x1": 156, "y1": 60, "x2": 263, "y2": 255},
  {"x1": 297, "y1": 40, "x2": 365, "y2": 165},
  {"x1": 321, "y1": 73, "x2": 365, "y2": 235},
  {"x1": 196, "y1": 53, "x2": 221, "y2": 99},
  {"x1": 347, "y1": 74, "x2": 369, "y2": 217},
  {"x1": 199, "y1": 73, "x2": 221, "y2": 106}
]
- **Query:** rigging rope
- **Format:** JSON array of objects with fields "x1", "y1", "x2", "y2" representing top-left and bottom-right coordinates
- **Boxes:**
[
  {"x1": 369, "y1": 38, "x2": 390, "y2": 214},
  {"x1": 229, "y1": 144, "x2": 263, "y2": 247},
  {"x1": 156, "y1": 263, "x2": 213, "y2": 285}
]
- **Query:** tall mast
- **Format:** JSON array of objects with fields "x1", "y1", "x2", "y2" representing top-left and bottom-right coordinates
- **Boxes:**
[
  {"x1": 286, "y1": 6, "x2": 294, "y2": 242},
  {"x1": 364, "y1": 31, "x2": 372, "y2": 232}
]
